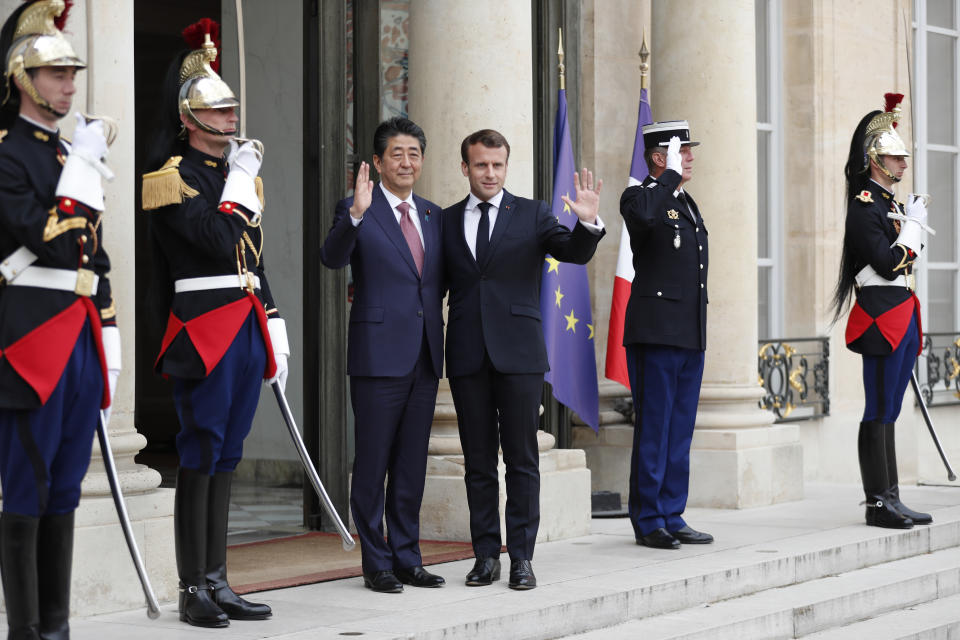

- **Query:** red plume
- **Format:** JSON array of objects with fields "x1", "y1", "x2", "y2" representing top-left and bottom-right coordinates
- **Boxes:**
[
  {"x1": 182, "y1": 18, "x2": 222, "y2": 73},
  {"x1": 884, "y1": 92, "x2": 904, "y2": 127}
]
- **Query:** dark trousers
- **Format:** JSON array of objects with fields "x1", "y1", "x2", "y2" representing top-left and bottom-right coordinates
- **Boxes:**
[
  {"x1": 625, "y1": 343, "x2": 705, "y2": 537},
  {"x1": 449, "y1": 354, "x2": 543, "y2": 560},
  {"x1": 349, "y1": 338, "x2": 438, "y2": 573},
  {"x1": 0, "y1": 321, "x2": 102, "y2": 516},
  {"x1": 173, "y1": 313, "x2": 266, "y2": 475},
  {"x1": 862, "y1": 313, "x2": 920, "y2": 423}
]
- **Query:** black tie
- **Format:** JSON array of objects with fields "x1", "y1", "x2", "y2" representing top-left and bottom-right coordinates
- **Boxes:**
[
  {"x1": 677, "y1": 192, "x2": 696, "y2": 223},
  {"x1": 476, "y1": 202, "x2": 492, "y2": 264}
]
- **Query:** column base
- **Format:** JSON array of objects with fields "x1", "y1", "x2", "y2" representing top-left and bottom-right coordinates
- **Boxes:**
[
  {"x1": 418, "y1": 449, "x2": 591, "y2": 544},
  {"x1": 688, "y1": 424, "x2": 804, "y2": 508},
  {"x1": 69, "y1": 487, "x2": 176, "y2": 616}
]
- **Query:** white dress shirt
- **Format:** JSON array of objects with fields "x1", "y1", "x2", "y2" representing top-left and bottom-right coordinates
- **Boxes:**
[
  {"x1": 463, "y1": 189, "x2": 604, "y2": 259},
  {"x1": 351, "y1": 182, "x2": 424, "y2": 247}
]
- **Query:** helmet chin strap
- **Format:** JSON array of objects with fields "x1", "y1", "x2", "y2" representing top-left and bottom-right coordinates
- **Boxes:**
[
  {"x1": 182, "y1": 101, "x2": 233, "y2": 137},
  {"x1": 869, "y1": 154, "x2": 902, "y2": 184}
]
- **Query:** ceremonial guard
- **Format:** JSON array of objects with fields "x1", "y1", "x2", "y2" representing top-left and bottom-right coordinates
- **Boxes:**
[
  {"x1": 619, "y1": 121, "x2": 713, "y2": 550},
  {"x1": 832, "y1": 93, "x2": 932, "y2": 530},
  {"x1": 141, "y1": 19, "x2": 288, "y2": 628},
  {"x1": 0, "y1": 1, "x2": 120, "y2": 637}
]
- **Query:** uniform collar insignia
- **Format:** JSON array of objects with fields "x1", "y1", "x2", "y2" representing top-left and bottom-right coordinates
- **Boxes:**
[
  {"x1": 33, "y1": 129, "x2": 50, "y2": 142},
  {"x1": 667, "y1": 209, "x2": 680, "y2": 219},
  {"x1": 855, "y1": 190, "x2": 874, "y2": 203},
  {"x1": 880, "y1": 191, "x2": 891, "y2": 199},
  {"x1": 204, "y1": 159, "x2": 218, "y2": 168}
]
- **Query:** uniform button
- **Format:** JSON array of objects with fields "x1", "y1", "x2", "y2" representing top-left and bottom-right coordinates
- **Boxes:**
[
  {"x1": 417, "y1": 310, "x2": 423, "y2": 317},
  {"x1": 81, "y1": 255, "x2": 90, "y2": 264},
  {"x1": 695, "y1": 227, "x2": 699, "y2": 232},
  {"x1": 699, "y1": 245, "x2": 703, "y2": 250},
  {"x1": 700, "y1": 283, "x2": 704, "y2": 289},
  {"x1": 657, "y1": 291, "x2": 662, "y2": 297},
  {"x1": 80, "y1": 234, "x2": 88, "y2": 243},
  {"x1": 700, "y1": 264, "x2": 703, "y2": 269}
]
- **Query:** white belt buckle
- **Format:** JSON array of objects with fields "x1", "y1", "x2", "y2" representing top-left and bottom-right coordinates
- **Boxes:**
[{"x1": 75, "y1": 268, "x2": 97, "y2": 297}]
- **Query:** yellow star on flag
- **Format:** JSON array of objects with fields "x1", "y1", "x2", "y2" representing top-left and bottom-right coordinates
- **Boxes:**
[
  {"x1": 587, "y1": 324, "x2": 594, "y2": 339},
  {"x1": 545, "y1": 257, "x2": 560, "y2": 274},
  {"x1": 563, "y1": 194, "x2": 572, "y2": 215},
  {"x1": 564, "y1": 309, "x2": 579, "y2": 332},
  {"x1": 554, "y1": 287, "x2": 564, "y2": 308}
]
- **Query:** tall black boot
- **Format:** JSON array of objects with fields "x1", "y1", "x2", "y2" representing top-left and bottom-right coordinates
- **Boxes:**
[
  {"x1": 884, "y1": 422, "x2": 933, "y2": 524},
  {"x1": 205, "y1": 472, "x2": 271, "y2": 620},
  {"x1": 0, "y1": 513, "x2": 41, "y2": 640},
  {"x1": 36, "y1": 512, "x2": 74, "y2": 640},
  {"x1": 858, "y1": 421, "x2": 913, "y2": 529},
  {"x1": 175, "y1": 468, "x2": 228, "y2": 628}
]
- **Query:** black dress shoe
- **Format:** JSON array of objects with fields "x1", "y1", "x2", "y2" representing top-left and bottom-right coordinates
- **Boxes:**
[
  {"x1": 363, "y1": 570, "x2": 404, "y2": 593},
  {"x1": 669, "y1": 525, "x2": 714, "y2": 544},
  {"x1": 465, "y1": 557, "x2": 500, "y2": 586},
  {"x1": 508, "y1": 560, "x2": 536, "y2": 590},
  {"x1": 395, "y1": 565, "x2": 445, "y2": 588},
  {"x1": 636, "y1": 528, "x2": 680, "y2": 550}
]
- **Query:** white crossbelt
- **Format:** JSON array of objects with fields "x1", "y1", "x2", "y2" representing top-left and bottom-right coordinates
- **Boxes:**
[
  {"x1": 0, "y1": 245, "x2": 38, "y2": 282},
  {"x1": 6, "y1": 265, "x2": 99, "y2": 295},
  {"x1": 855, "y1": 265, "x2": 913, "y2": 290},
  {"x1": 174, "y1": 274, "x2": 261, "y2": 293}
]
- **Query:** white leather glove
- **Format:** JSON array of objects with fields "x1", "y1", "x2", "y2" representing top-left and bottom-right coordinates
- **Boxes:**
[
  {"x1": 265, "y1": 318, "x2": 290, "y2": 393},
  {"x1": 101, "y1": 326, "x2": 122, "y2": 424},
  {"x1": 221, "y1": 139, "x2": 263, "y2": 215},
  {"x1": 665, "y1": 135, "x2": 682, "y2": 174},
  {"x1": 56, "y1": 114, "x2": 110, "y2": 210},
  {"x1": 226, "y1": 139, "x2": 263, "y2": 178},
  {"x1": 905, "y1": 194, "x2": 928, "y2": 225},
  {"x1": 895, "y1": 195, "x2": 927, "y2": 254}
]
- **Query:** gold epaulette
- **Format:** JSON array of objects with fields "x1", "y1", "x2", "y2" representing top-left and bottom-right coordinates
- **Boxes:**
[
  {"x1": 255, "y1": 176, "x2": 265, "y2": 210},
  {"x1": 0, "y1": 130, "x2": 7, "y2": 143},
  {"x1": 141, "y1": 156, "x2": 199, "y2": 211}
]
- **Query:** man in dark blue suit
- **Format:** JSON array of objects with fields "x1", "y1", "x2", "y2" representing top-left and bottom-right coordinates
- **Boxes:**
[
  {"x1": 619, "y1": 120, "x2": 713, "y2": 550},
  {"x1": 443, "y1": 129, "x2": 604, "y2": 590},
  {"x1": 321, "y1": 117, "x2": 445, "y2": 593}
]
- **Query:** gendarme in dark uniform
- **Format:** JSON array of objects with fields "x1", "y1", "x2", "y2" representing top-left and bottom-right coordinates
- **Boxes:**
[
  {"x1": 0, "y1": 1, "x2": 119, "y2": 638},
  {"x1": 619, "y1": 120, "x2": 712, "y2": 550}
]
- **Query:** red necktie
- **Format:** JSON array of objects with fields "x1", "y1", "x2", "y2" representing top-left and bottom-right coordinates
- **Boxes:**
[{"x1": 397, "y1": 202, "x2": 424, "y2": 275}]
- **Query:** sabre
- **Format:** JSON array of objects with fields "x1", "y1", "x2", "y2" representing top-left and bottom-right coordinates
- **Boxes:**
[
  {"x1": 235, "y1": 0, "x2": 247, "y2": 140},
  {"x1": 909, "y1": 373, "x2": 957, "y2": 482},
  {"x1": 271, "y1": 383, "x2": 356, "y2": 551},
  {"x1": 97, "y1": 411, "x2": 162, "y2": 619}
]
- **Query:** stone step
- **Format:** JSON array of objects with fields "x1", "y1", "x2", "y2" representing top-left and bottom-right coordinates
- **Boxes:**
[
  {"x1": 562, "y1": 546, "x2": 960, "y2": 640},
  {"x1": 805, "y1": 592, "x2": 960, "y2": 640}
]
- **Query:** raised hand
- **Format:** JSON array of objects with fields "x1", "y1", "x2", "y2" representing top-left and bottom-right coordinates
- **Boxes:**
[
  {"x1": 350, "y1": 161, "x2": 374, "y2": 219},
  {"x1": 665, "y1": 135, "x2": 682, "y2": 174},
  {"x1": 561, "y1": 167, "x2": 603, "y2": 224}
]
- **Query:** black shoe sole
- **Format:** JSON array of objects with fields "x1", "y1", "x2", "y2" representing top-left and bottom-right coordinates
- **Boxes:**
[
  {"x1": 508, "y1": 582, "x2": 537, "y2": 590},
  {"x1": 180, "y1": 614, "x2": 229, "y2": 628},
  {"x1": 398, "y1": 579, "x2": 445, "y2": 588},
  {"x1": 465, "y1": 571, "x2": 500, "y2": 587},
  {"x1": 224, "y1": 612, "x2": 272, "y2": 620},
  {"x1": 363, "y1": 580, "x2": 403, "y2": 593},
  {"x1": 673, "y1": 537, "x2": 714, "y2": 544}
]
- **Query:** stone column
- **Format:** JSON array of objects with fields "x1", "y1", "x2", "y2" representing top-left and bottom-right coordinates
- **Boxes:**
[
  {"x1": 650, "y1": 0, "x2": 802, "y2": 508},
  {"x1": 407, "y1": 0, "x2": 590, "y2": 543},
  {"x1": 69, "y1": 0, "x2": 175, "y2": 615}
]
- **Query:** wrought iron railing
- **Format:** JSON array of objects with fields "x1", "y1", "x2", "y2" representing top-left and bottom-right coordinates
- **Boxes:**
[
  {"x1": 915, "y1": 332, "x2": 960, "y2": 408},
  {"x1": 758, "y1": 337, "x2": 830, "y2": 422}
]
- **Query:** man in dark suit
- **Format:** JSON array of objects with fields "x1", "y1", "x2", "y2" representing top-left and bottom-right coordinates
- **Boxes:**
[
  {"x1": 619, "y1": 120, "x2": 713, "y2": 550},
  {"x1": 321, "y1": 117, "x2": 445, "y2": 593},
  {"x1": 443, "y1": 129, "x2": 604, "y2": 590}
]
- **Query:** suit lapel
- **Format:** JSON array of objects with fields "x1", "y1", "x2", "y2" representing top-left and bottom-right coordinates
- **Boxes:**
[
  {"x1": 413, "y1": 194, "x2": 434, "y2": 279},
  {"x1": 482, "y1": 190, "x2": 517, "y2": 269},
  {"x1": 370, "y1": 187, "x2": 419, "y2": 278},
  {"x1": 451, "y1": 197, "x2": 477, "y2": 271}
]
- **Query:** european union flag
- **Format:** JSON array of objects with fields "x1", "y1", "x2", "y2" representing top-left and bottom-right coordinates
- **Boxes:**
[{"x1": 540, "y1": 88, "x2": 600, "y2": 431}]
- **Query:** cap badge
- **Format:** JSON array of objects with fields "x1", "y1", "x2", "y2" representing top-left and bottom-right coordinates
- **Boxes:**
[{"x1": 855, "y1": 190, "x2": 874, "y2": 203}]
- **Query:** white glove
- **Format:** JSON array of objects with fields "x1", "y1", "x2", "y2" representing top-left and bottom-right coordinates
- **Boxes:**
[
  {"x1": 221, "y1": 139, "x2": 263, "y2": 215},
  {"x1": 665, "y1": 135, "x2": 682, "y2": 174},
  {"x1": 266, "y1": 318, "x2": 290, "y2": 393},
  {"x1": 101, "y1": 326, "x2": 122, "y2": 424},
  {"x1": 905, "y1": 194, "x2": 928, "y2": 225},
  {"x1": 56, "y1": 114, "x2": 109, "y2": 210},
  {"x1": 226, "y1": 139, "x2": 263, "y2": 178}
]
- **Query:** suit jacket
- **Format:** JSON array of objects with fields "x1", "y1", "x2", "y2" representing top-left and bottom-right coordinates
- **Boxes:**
[
  {"x1": 321, "y1": 186, "x2": 443, "y2": 378},
  {"x1": 619, "y1": 169, "x2": 709, "y2": 351},
  {"x1": 443, "y1": 189, "x2": 604, "y2": 378},
  {"x1": 843, "y1": 181, "x2": 921, "y2": 356}
]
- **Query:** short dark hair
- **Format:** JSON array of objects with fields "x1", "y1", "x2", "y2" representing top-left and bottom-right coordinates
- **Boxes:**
[
  {"x1": 373, "y1": 117, "x2": 426, "y2": 157},
  {"x1": 644, "y1": 146, "x2": 665, "y2": 174},
  {"x1": 460, "y1": 129, "x2": 511, "y2": 164}
]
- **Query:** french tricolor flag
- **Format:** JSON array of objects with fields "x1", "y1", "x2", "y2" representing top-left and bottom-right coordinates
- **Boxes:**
[{"x1": 605, "y1": 88, "x2": 652, "y2": 389}]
